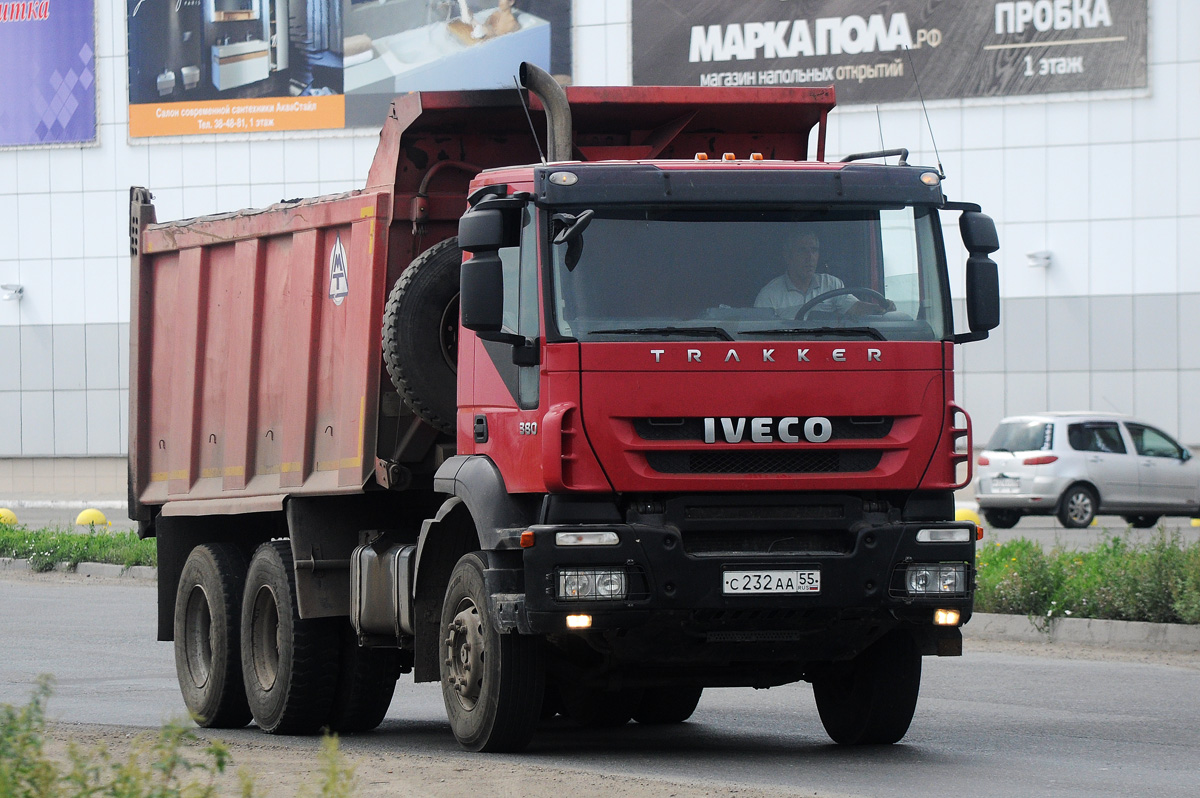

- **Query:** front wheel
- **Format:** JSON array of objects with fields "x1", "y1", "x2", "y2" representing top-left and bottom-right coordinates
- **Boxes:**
[
  {"x1": 1058, "y1": 484, "x2": 1098, "y2": 528},
  {"x1": 633, "y1": 686, "x2": 703, "y2": 725},
  {"x1": 440, "y1": 553, "x2": 544, "y2": 752},
  {"x1": 812, "y1": 628, "x2": 921, "y2": 745},
  {"x1": 1123, "y1": 514, "x2": 1160, "y2": 529}
]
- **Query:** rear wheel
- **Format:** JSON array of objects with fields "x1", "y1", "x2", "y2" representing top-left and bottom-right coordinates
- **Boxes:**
[
  {"x1": 983, "y1": 509, "x2": 1021, "y2": 529},
  {"x1": 240, "y1": 541, "x2": 339, "y2": 734},
  {"x1": 326, "y1": 623, "x2": 402, "y2": 733},
  {"x1": 812, "y1": 628, "x2": 922, "y2": 745},
  {"x1": 1058, "y1": 484, "x2": 1098, "y2": 528},
  {"x1": 440, "y1": 553, "x2": 545, "y2": 752},
  {"x1": 173, "y1": 543, "x2": 251, "y2": 729},
  {"x1": 1123, "y1": 514, "x2": 1160, "y2": 529},
  {"x1": 633, "y1": 686, "x2": 703, "y2": 725}
]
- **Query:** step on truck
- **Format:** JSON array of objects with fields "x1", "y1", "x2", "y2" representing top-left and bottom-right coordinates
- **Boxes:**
[{"x1": 129, "y1": 64, "x2": 1001, "y2": 752}]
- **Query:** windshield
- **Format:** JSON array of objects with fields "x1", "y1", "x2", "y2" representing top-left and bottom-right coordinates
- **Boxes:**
[{"x1": 549, "y1": 206, "x2": 949, "y2": 342}]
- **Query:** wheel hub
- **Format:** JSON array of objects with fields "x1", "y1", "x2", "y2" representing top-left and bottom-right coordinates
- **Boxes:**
[{"x1": 445, "y1": 601, "x2": 485, "y2": 709}]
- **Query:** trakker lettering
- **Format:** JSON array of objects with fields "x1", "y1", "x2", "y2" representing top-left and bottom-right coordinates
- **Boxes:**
[
  {"x1": 704, "y1": 416, "x2": 833, "y2": 444},
  {"x1": 649, "y1": 347, "x2": 882, "y2": 363}
]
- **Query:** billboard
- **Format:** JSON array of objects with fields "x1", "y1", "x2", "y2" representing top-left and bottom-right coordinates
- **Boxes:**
[
  {"x1": 127, "y1": 0, "x2": 572, "y2": 137},
  {"x1": 0, "y1": 1, "x2": 98, "y2": 147},
  {"x1": 632, "y1": 0, "x2": 1147, "y2": 104}
]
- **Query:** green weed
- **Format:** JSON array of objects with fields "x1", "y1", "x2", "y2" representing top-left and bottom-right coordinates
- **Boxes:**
[{"x1": 0, "y1": 527, "x2": 156, "y2": 571}]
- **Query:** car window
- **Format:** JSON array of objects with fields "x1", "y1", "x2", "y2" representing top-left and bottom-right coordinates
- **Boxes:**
[
  {"x1": 986, "y1": 421, "x2": 1052, "y2": 452},
  {"x1": 1125, "y1": 423, "x2": 1182, "y2": 458},
  {"x1": 1067, "y1": 422, "x2": 1127, "y2": 454}
]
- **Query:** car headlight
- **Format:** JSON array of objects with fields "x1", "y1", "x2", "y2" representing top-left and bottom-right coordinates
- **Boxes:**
[
  {"x1": 905, "y1": 563, "x2": 967, "y2": 595},
  {"x1": 557, "y1": 568, "x2": 627, "y2": 600}
]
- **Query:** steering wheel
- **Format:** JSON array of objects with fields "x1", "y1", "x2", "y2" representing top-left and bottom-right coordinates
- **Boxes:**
[{"x1": 790, "y1": 287, "x2": 891, "y2": 320}]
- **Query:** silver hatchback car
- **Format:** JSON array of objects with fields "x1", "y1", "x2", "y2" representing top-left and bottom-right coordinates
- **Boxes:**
[{"x1": 974, "y1": 413, "x2": 1200, "y2": 529}]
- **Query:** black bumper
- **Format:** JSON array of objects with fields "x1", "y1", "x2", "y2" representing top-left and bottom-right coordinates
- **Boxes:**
[{"x1": 509, "y1": 521, "x2": 974, "y2": 648}]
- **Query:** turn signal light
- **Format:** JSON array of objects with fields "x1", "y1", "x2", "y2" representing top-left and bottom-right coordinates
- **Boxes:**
[
  {"x1": 520, "y1": 530, "x2": 535, "y2": 548},
  {"x1": 1023, "y1": 455, "x2": 1059, "y2": 466}
]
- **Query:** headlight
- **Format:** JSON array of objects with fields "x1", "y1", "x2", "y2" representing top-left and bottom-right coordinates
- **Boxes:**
[
  {"x1": 557, "y1": 568, "x2": 627, "y2": 600},
  {"x1": 905, "y1": 563, "x2": 967, "y2": 595}
]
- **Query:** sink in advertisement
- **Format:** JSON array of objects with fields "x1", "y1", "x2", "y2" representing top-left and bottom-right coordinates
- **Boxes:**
[
  {"x1": 213, "y1": 39, "x2": 269, "y2": 59},
  {"x1": 211, "y1": 40, "x2": 270, "y2": 90},
  {"x1": 345, "y1": 9, "x2": 550, "y2": 95}
]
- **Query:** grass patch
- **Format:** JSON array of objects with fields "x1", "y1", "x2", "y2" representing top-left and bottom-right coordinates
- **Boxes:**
[
  {"x1": 1, "y1": 677, "x2": 356, "y2": 798},
  {"x1": 976, "y1": 531, "x2": 1200, "y2": 624},
  {"x1": 0, "y1": 525, "x2": 156, "y2": 572}
]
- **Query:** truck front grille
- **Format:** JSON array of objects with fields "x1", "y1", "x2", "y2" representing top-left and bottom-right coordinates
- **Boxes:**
[
  {"x1": 635, "y1": 417, "x2": 893, "y2": 441},
  {"x1": 645, "y1": 450, "x2": 882, "y2": 474},
  {"x1": 681, "y1": 528, "x2": 853, "y2": 556}
]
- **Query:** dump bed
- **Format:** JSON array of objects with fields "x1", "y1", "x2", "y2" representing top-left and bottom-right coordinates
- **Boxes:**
[{"x1": 128, "y1": 85, "x2": 835, "y2": 522}]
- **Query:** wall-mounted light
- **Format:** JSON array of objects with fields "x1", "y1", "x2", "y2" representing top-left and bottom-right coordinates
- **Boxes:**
[
  {"x1": 1026, "y1": 250, "x2": 1052, "y2": 268},
  {"x1": 1, "y1": 284, "x2": 23, "y2": 301}
]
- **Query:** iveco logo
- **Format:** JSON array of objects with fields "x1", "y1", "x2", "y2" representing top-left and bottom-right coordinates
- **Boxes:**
[{"x1": 704, "y1": 417, "x2": 833, "y2": 444}]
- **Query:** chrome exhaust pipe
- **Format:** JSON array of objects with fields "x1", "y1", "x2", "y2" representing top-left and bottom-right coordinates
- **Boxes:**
[{"x1": 519, "y1": 62, "x2": 572, "y2": 162}]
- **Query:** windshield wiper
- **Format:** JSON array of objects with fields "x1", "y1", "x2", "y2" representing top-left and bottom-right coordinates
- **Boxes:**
[
  {"x1": 742, "y1": 326, "x2": 885, "y2": 341},
  {"x1": 590, "y1": 326, "x2": 734, "y2": 341}
]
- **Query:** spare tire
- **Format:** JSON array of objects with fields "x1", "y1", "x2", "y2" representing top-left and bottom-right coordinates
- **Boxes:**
[{"x1": 382, "y1": 237, "x2": 461, "y2": 435}]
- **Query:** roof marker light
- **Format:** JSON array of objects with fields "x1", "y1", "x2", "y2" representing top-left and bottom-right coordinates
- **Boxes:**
[
  {"x1": 722, "y1": 152, "x2": 736, "y2": 161},
  {"x1": 548, "y1": 171, "x2": 578, "y2": 186},
  {"x1": 920, "y1": 171, "x2": 941, "y2": 186},
  {"x1": 694, "y1": 153, "x2": 708, "y2": 161},
  {"x1": 750, "y1": 153, "x2": 764, "y2": 160}
]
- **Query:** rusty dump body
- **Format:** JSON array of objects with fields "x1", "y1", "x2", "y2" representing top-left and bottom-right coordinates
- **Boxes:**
[{"x1": 128, "y1": 85, "x2": 835, "y2": 524}]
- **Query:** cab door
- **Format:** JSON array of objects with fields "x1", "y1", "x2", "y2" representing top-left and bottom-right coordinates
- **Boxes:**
[{"x1": 466, "y1": 205, "x2": 545, "y2": 491}]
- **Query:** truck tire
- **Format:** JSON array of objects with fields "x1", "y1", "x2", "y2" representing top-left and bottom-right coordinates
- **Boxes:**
[
  {"x1": 382, "y1": 237, "x2": 461, "y2": 435},
  {"x1": 240, "y1": 541, "x2": 339, "y2": 734},
  {"x1": 812, "y1": 628, "x2": 921, "y2": 745},
  {"x1": 174, "y1": 543, "x2": 252, "y2": 729},
  {"x1": 633, "y1": 686, "x2": 703, "y2": 725},
  {"x1": 440, "y1": 553, "x2": 545, "y2": 752},
  {"x1": 1057, "y1": 484, "x2": 1097, "y2": 528},
  {"x1": 326, "y1": 622, "x2": 401, "y2": 733},
  {"x1": 556, "y1": 682, "x2": 643, "y2": 728}
]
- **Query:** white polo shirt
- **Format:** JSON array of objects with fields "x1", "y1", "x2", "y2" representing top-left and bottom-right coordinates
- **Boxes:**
[{"x1": 754, "y1": 272, "x2": 856, "y2": 316}]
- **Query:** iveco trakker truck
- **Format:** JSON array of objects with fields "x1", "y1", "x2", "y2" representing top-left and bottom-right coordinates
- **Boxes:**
[{"x1": 129, "y1": 64, "x2": 1000, "y2": 752}]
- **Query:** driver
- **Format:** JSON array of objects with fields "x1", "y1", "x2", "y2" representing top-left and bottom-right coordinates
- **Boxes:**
[{"x1": 754, "y1": 231, "x2": 893, "y2": 318}]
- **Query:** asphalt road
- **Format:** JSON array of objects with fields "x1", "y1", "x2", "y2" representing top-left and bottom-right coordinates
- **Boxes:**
[{"x1": 2, "y1": 573, "x2": 1199, "y2": 797}]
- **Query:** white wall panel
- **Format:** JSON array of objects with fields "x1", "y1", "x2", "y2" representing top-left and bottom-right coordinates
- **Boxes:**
[
  {"x1": 16, "y1": 149, "x2": 50, "y2": 194},
  {"x1": 1045, "y1": 145, "x2": 1089, "y2": 223},
  {"x1": 16, "y1": 195, "x2": 51, "y2": 262},
  {"x1": 215, "y1": 141, "x2": 253, "y2": 186},
  {"x1": 1044, "y1": 221, "x2": 1090, "y2": 297},
  {"x1": 1132, "y1": 141, "x2": 1177, "y2": 218},
  {"x1": 1179, "y1": 219, "x2": 1200, "y2": 293},
  {"x1": 147, "y1": 142, "x2": 185, "y2": 190},
  {"x1": 1003, "y1": 147, "x2": 1046, "y2": 224},
  {"x1": 1088, "y1": 143, "x2": 1133, "y2": 220},
  {"x1": 1133, "y1": 370, "x2": 1178, "y2": 432},
  {"x1": 51, "y1": 261, "x2": 87, "y2": 325},
  {"x1": 17, "y1": 259, "x2": 53, "y2": 326},
  {"x1": 1003, "y1": 103, "x2": 1046, "y2": 149},
  {"x1": 1135, "y1": 64, "x2": 1178, "y2": 142},
  {"x1": 1089, "y1": 220, "x2": 1134, "y2": 296},
  {"x1": 0, "y1": 262, "x2": 20, "y2": 326},
  {"x1": 49, "y1": 148, "x2": 84, "y2": 195},
  {"x1": 284, "y1": 140, "x2": 321, "y2": 185},
  {"x1": 50, "y1": 193, "x2": 86, "y2": 259},
  {"x1": 1047, "y1": 371, "x2": 1090, "y2": 412},
  {"x1": 1132, "y1": 218, "x2": 1178, "y2": 294},
  {"x1": 999, "y1": 222, "x2": 1048, "y2": 298},
  {"x1": 1088, "y1": 98, "x2": 1133, "y2": 145},
  {"x1": 1046, "y1": 101, "x2": 1089, "y2": 148},
  {"x1": 83, "y1": 259, "x2": 121, "y2": 326}
]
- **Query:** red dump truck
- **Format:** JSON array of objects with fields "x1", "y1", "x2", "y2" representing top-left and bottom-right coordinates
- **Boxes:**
[{"x1": 129, "y1": 64, "x2": 1000, "y2": 752}]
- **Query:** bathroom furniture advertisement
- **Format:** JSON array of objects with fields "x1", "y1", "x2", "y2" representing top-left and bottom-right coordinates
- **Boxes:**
[
  {"x1": 127, "y1": 0, "x2": 571, "y2": 137},
  {"x1": 0, "y1": 0, "x2": 98, "y2": 147},
  {"x1": 631, "y1": 0, "x2": 1147, "y2": 104}
]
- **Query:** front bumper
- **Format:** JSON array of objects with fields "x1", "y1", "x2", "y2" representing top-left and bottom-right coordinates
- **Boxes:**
[{"x1": 503, "y1": 521, "x2": 974, "y2": 661}]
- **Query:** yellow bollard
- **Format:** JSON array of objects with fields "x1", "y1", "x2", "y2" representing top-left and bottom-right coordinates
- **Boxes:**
[
  {"x1": 0, "y1": 507, "x2": 17, "y2": 525},
  {"x1": 75, "y1": 508, "x2": 110, "y2": 527}
]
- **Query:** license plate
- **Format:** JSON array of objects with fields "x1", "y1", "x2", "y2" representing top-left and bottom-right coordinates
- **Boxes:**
[
  {"x1": 991, "y1": 476, "x2": 1019, "y2": 494},
  {"x1": 723, "y1": 569, "x2": 820, "y2": 595}
]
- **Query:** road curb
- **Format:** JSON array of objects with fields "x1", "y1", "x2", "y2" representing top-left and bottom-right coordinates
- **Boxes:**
[
  {"x1": 967, "y1": 612, "x2": 1200, "y2": 652},
  {"x1": 0, "y1": 558, "x2": 157, "y2": 581}
]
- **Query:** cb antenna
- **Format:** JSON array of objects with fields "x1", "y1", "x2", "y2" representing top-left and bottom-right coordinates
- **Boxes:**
[
  {"x1": 514, "y1": 76, "x2": 547, "y2": 165},
  {"x1": 875, "y1": 106, "x2": 887, "y2": 162},
  {"x1": 904, "y1": 45, "x2": 944, "y2": 179}
]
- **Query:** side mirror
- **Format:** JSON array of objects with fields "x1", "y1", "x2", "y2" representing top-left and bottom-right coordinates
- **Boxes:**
[
  {"x1": 460, "y1": 253, "x2": 504, "y2": 333},
  {"x1": 960, "y1": 211, "x2": 999, "y2": 255},
  {"x1": 459, "y1": 208, "x2": 512, "y2": 253},
  {"x1": 955, "y1": 211, "x2": 1000, "y2": 343}
]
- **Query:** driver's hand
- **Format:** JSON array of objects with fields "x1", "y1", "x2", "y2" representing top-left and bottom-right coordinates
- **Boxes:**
[{"x1": 848, "y1": 299, "x2": 895, "y2": 316}]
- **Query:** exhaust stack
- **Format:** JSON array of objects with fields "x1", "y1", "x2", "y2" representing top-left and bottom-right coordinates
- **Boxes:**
[{"x1": 519, "y1": 62, "x2": 572, "y2": 162}]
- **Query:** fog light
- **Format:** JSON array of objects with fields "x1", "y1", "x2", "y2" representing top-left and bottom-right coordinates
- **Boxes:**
[
  {"x1": 934, "y1": 608, "x2": 961, "y2": 626},
  {"x1": 566, "y1": 614, "x2": 592, "y2": 629},
  {"x1": 905, "y1": 564, "x2": 966, "y2": 595},
  {"x1": 557, "y1": 569, "x2": 627, "y2": 600}
]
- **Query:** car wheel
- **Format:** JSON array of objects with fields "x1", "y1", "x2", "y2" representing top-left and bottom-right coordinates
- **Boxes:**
[
  {"x1": 1122, "y1": 514, "x2": 1160, "y2": 529},
  {"x1": 983, "y1": 509, "x2": 1021, "y2": 529},
  {"x1": 1057, "y1": 484, "x2": 1097, "y2": 528}
]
